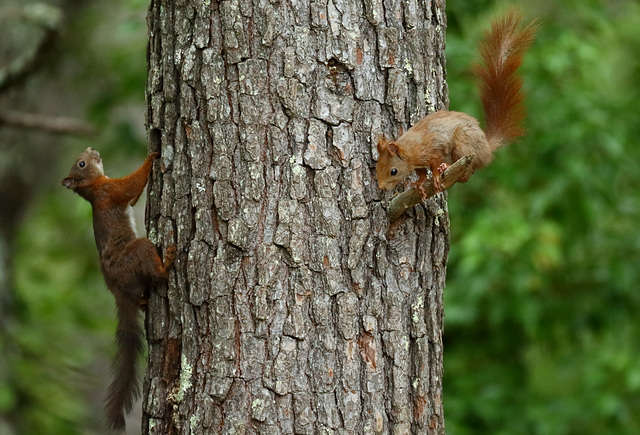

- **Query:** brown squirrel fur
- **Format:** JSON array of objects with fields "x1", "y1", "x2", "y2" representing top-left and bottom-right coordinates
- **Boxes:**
[
  {"x1": 376, "y1": 11, "x2": 538, "y2": 194},
  {"x1": 62, "y1": 148, "x2": 175, "y2": 431}
]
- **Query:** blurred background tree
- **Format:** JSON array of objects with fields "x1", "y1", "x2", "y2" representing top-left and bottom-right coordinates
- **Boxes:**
[{"x1": 1, "y1": 0, "x2": 639, "y2": 433}]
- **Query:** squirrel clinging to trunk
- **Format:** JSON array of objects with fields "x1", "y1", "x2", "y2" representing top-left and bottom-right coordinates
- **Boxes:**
[
  {"x1": 62, "y1": 148, "x2": 175, "y2": 431},
  {"x1": 376, "y1": 11, "x2": 538, "y2": 196}
]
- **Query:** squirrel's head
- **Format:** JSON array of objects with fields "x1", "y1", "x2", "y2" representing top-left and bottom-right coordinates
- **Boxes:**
[
  {"x1": 62, "y1": 147, "x2": 105, "y2": 190},
  {"x1": 375, "y1": 135, "x2": 411, "y2": 191}
]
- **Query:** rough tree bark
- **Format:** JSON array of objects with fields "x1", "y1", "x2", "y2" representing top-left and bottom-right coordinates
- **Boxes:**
[{"x1": 145, "y1": 0, "x2": 449, "y2": 434}]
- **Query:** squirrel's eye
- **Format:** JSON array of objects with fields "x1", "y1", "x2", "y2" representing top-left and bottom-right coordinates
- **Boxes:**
[
  {"x1": 78, "y1": 161, "x2": 86, "y2": 168},
  {"x1": 390, "y1": 168, "x2": 398, "y2": 176}
]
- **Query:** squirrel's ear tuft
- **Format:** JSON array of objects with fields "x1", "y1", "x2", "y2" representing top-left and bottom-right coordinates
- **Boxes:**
[
  {"x1": 377, "y1": 135, "x2": 389, "y2": 154},
  {"x1": 387, "y1": 143, "x2": 399, "y2": 155},
  {"x1": 62, "y1": 177, "x2": 76, "y2": 189}
]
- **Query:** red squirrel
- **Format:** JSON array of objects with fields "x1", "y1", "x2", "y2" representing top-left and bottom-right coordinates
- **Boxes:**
[
  {"x1": 376, "y1": 11, "x2": 538, "y2": 195},
  {"x1": 62, "y1": 148, "x2": 175, "y2": 431}
]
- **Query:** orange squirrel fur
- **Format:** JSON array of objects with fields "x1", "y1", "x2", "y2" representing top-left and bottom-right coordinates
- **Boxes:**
[
  {"x1": 62, "y1": 148, "x2": 175, "y2": 431},
  {"x1": 376, "y1": 11, "x2": 538, "y2": 194}
]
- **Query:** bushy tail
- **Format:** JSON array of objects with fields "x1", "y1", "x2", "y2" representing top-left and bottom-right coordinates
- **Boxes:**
[
  {"x1": 105, "y1": 297, "x2": 143, "y2": 431},
  {"x1": 474, "y1": 10, "x2": 538, "y2": 150}
]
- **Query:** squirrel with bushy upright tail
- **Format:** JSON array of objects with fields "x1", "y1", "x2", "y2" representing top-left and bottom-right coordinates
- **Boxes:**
[
  {"x1": 376, "y1": 11, "x2": 538, "y2": 196},
  {"x1": 62, "y1": 148, "x2": 175, "y2": 431}
]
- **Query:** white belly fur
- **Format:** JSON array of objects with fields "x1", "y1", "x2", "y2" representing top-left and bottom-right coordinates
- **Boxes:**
[{"x1": 126, "y1": 205, "x2": 138, "y2": 237}]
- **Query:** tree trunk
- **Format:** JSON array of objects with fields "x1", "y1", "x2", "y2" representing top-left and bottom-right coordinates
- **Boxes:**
[{"x1": 144, "y1": 1, "x2": 449, "y2": 434}]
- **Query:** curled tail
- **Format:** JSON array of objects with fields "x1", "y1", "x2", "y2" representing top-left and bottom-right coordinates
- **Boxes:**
[
  {"x1": 105, "y1": 296, "x2": 144, "y2": 431},
  {"x1": 474, "y1": 10, "x2": 538, "y2": 150}
]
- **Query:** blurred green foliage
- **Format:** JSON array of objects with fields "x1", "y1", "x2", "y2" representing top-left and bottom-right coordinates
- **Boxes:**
[
  {"x1": 445, "y1": 0, "x2": 640, "y2": 433},
  {"x1": 11, "y1": 192, "x2": 113, "y2": 434},
  {"x1": 3, "y1": 0, "x2": 148, "y2": 433}
]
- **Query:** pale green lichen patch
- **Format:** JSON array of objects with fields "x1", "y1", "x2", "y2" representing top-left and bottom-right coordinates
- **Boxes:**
[
  {"x1": 404, "y1": 57, "x2": 413, "y2": 73},
  {"x1": 411, "y1": 296, "x2": 424, "y2": 324},
  {"x1": 189, "y1": 414, "x2": 201, "y2": 430},
  {"x1": 175, "y1": 354, "x2": 193, "y2": 403}
]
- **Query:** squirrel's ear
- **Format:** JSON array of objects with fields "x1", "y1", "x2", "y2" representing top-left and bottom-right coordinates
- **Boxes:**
[
  {"x1": 376, "y1": 135, "x2": 388, "y2": 154},
  {"x1": 387, "y1": 143, "x2": 399, "y2": 155},
  {"x1": 62, "y1": 177, "x2": 76, "y2": 189}
]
